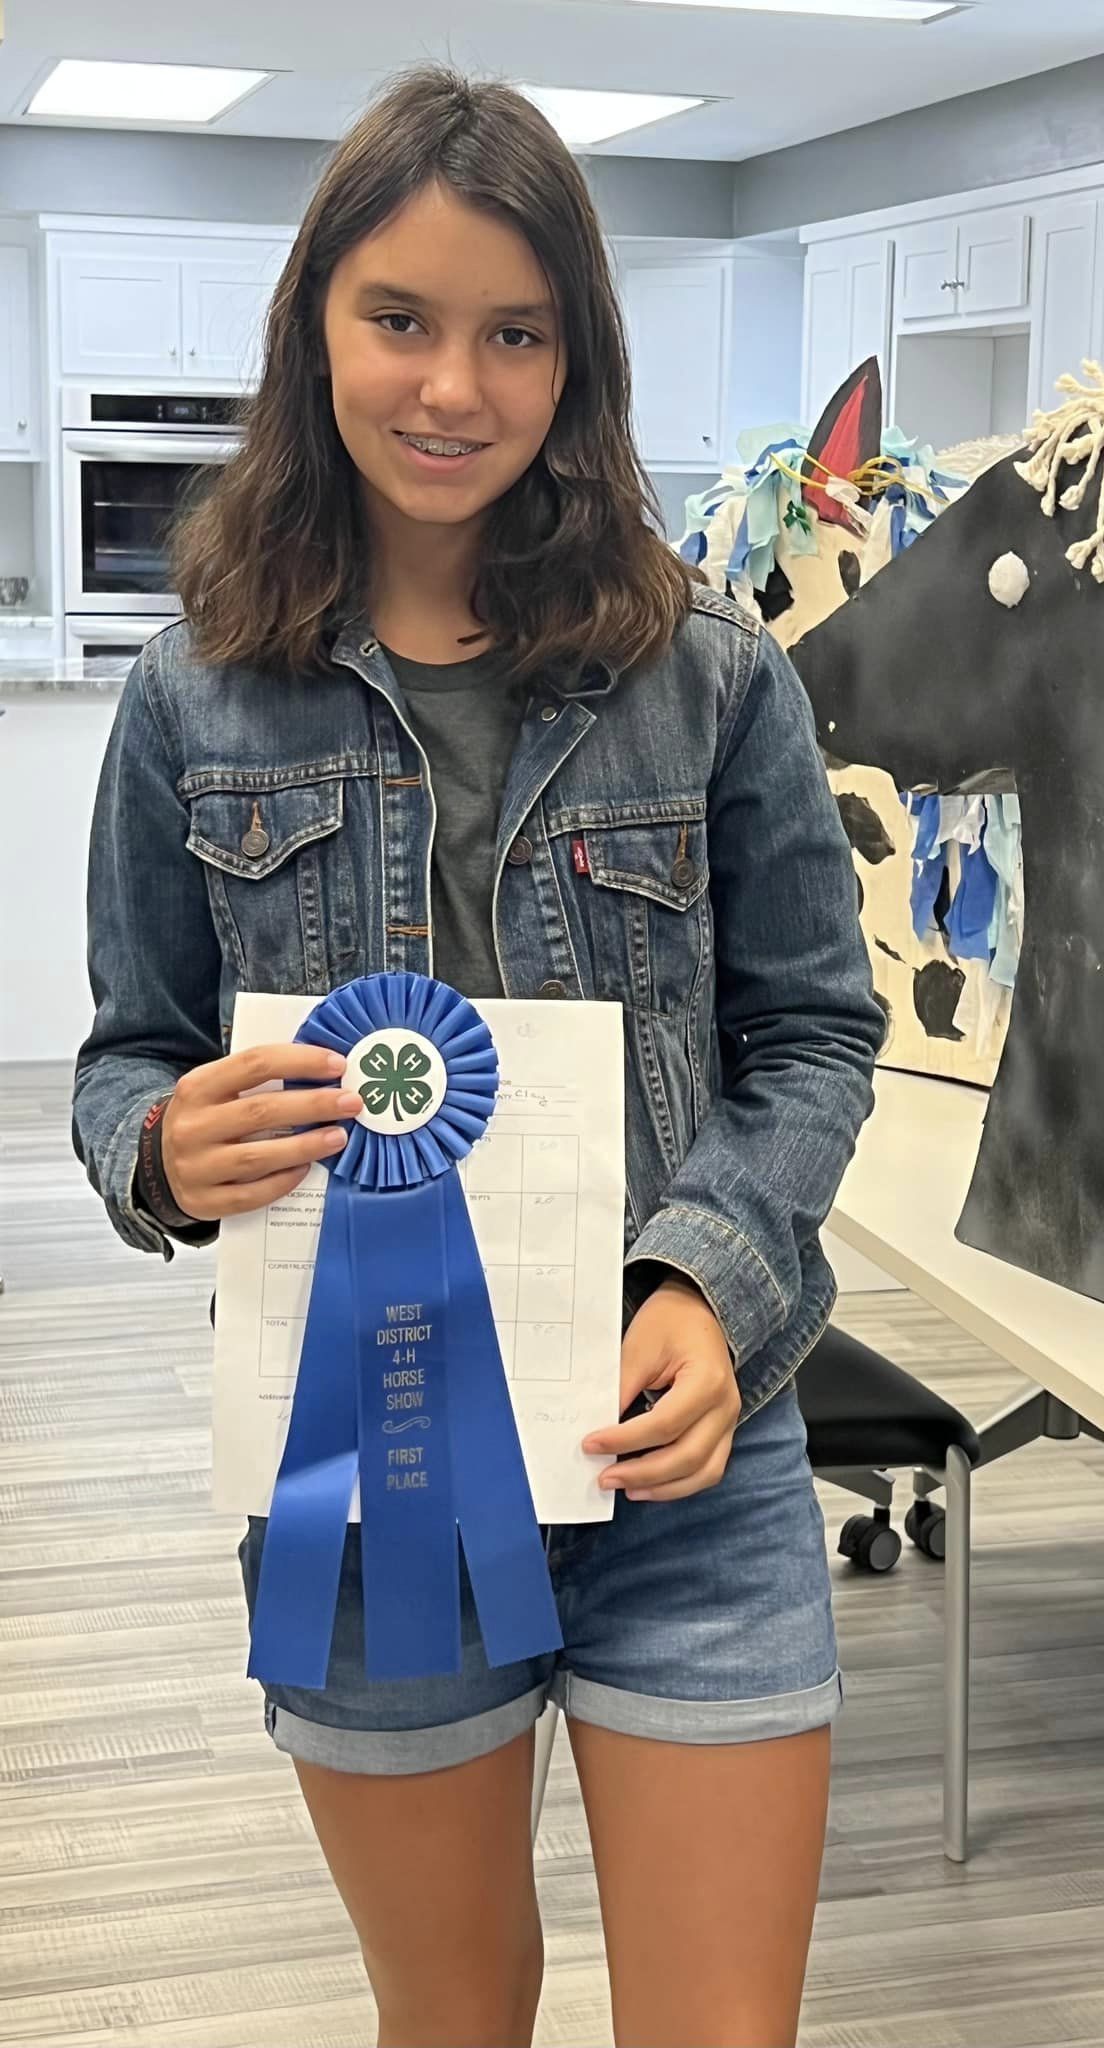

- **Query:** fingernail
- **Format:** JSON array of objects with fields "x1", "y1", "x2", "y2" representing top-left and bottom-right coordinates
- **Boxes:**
[
  {"x1": 337, "y1": 1093, "x2": 362, "y2": 1114},
  {"x1": 326, "y1": 1053, "x2": 346, "y2": 1073},
  {"x1": 626, "y1": 1491, "x2": 653, "y2": 1502},
  {"x1": 582, "y1": 1439, "x2": 605, "y2": 1454},
  {"x1": 599, "y1": 1475, "x2": 623, "y2": 1491},
  {"x1": 324, "y1": 1128, "x2": 348, "y2": 1149}
]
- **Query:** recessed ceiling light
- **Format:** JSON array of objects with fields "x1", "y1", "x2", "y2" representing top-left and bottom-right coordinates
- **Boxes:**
[
  {"x1": 521, "y1": 86, "x2": 705, "y2": 148},
  {"x1": 26, "y1": 59, "x2": 270, "y2": 125},
  {"x1": 629, "y1": 0, "x2": 958, "y2": 19}
]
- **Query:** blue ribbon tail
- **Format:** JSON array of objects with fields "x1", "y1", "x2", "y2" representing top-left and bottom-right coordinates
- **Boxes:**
[
  {"x1": 354, "y1": 1178, "x2": 462, "y2": 1680},
  {"x1": 442, "y1": 1171, "x2": 564, "y2": 1668},
  {"x1": 248, "y1": 1180, "x2": 359, "y2": 1687}
]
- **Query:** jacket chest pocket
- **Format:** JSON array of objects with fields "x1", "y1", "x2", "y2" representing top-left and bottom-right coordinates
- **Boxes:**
[
  {"x1": 184, "y1": 777, "x2": 361, "y2": 994},
  {"x1": 573, "y1": 808, "x2": 710, "y2": 1017}
]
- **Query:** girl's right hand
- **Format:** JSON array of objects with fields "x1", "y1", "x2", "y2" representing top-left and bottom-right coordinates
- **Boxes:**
[{"x1": 161, "y1": 1043, "x2": 363, "y2": 1222}]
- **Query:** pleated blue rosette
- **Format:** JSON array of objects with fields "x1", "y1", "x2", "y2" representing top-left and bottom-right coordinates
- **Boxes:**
[{"x1": 246, "y1": 972, "x2": 563, "y2": 1686}]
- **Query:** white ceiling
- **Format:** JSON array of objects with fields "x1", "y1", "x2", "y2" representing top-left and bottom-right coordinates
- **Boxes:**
[{"x1": 3, "y1": 0, "x2": 1104, "y2": 162}]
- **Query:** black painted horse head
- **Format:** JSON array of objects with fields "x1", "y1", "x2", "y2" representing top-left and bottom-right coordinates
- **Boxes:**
[{"x1": 792, "y1": 373, "x2": 1104, "y2": 1304}]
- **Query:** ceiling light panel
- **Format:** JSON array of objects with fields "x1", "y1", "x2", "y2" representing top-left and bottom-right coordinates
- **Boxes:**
[
  {"x1": 521, "y1": 85, "x2": 705, "y2": 147},
  {"x1": 629, "y1": 0, "x2": 959, "y2": 20},
  {"x1": 27, "y1": 60, "x2": 269, "y2": 125}
]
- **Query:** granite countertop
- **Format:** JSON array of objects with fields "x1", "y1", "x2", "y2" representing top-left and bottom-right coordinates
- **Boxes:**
[{"x1": 0, "y1": 657, "x2": 133, "y2": 695}]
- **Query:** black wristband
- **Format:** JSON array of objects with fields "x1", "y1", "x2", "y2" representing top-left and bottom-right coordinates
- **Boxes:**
[{"x1": 135, "y1": 1095, "x2": 202, "y2": 1233}]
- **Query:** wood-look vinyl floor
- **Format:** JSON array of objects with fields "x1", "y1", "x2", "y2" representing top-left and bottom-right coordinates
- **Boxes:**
[{"x1": 2, "y1": 1061, "x2": 1103, "y2": 2048}]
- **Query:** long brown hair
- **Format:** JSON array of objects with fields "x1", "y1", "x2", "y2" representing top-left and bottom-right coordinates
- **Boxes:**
[{"x1": 174, "y1": 66, "x2": 694, "y2": 680}]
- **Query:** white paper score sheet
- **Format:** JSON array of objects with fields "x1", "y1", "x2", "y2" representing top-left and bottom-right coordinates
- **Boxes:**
[{"x1": 212, "y1": 992, "x2": 626, "y2": 1523}]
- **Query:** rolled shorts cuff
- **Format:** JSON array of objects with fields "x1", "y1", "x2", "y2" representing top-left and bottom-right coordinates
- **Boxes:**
[
  {"x1": 264, "y1": 1668, "x2": 843, "y2": 1776},
  {"x1": 265, "y1": 1682, "x2": 549, "y2": 1777},
  {"x1": 546, "y1": 1667, "x2": 843, "y2": 1746}
]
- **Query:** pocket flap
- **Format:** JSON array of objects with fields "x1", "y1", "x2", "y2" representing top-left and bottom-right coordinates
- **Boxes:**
[
  {"x1": 186, "y1": 780, "x2": 344, "y2": 880},
  {"x1": 583, "y1": 816, "x2": 708, "y2": 911}
]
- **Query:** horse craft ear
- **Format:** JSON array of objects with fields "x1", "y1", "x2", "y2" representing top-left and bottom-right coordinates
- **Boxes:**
[{"x1": 802, "y1": 356, "x2": 884, "y2": 529}]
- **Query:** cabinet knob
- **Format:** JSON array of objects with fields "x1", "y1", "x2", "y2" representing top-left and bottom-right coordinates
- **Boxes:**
[
  {"x1": 702, "y1": 433, "x2": 712, "y2": 444},
  {"x1": 188, "y1": 346, "x2": 197, "y2": 357},
  {"x1": 168, "y1": 344, "x2": 177, "y2": 357},
  {"x1": 16, "y1": 418, "x2": 26, "y2": 431}
]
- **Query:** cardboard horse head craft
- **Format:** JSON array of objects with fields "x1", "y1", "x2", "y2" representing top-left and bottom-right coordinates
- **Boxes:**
[
  {"x1": 791, "y1": 362, "x2": 1104, "y2": 1305},
  {"x1": 685, "y1": 364, "x2": 1024, "y2": 1093},
  {"x1": 682, "y1": 357, "x2": 977, "y2": 648}
]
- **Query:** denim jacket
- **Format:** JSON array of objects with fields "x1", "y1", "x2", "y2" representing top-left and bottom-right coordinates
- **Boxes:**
[{"x1": 73, "y1": 585, "x2": 883, "y2": 1423}]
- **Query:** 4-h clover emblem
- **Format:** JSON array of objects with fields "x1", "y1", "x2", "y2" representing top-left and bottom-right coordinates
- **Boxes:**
[
  {"x1": 359, "y1": 1041, "x2": 433, "y2": 1122},
  {"x1": 341, "y1": 1026, "x2": 449, "y2": 1138}
]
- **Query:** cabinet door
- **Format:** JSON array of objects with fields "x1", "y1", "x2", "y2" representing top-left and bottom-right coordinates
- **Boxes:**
[
  {"x1": 895, "y1": 219, "x2": 959, "y2": 320},
  {"x1": 180, "y1": 246, "x2": 288, "y2": 385},
  {"x1": 802, "y1": 235, "x2": 892, "y2": 426},
  {"x1": 59, "y1": 252, "x2": 181, "y2": 379},
  {"x1": 0, "y1": 247, "x2": 34, "y2": 453},
  {"x1": 1027, "y1": 198, "x2": 1099, "y2": 418},
  {"x1": 958, "y1": 208, "x2": 1030, "y2": 315},
  {"x1": 623, "y1": 260, "x2": 726, "y2": 466}
]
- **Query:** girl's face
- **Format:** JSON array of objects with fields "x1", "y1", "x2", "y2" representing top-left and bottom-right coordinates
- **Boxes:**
[{"x1": 323, "y1": 181, "x2": 568, "y2": 537}]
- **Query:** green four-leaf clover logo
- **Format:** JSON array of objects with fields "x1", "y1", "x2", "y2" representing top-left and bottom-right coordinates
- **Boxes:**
[{"x1": 359, "y1": 1040, "x2": 434, "y2": 1122}]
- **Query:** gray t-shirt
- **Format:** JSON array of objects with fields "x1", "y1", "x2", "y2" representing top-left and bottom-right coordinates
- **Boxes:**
[{"x1": 383, "y1": 645, "x2": 527, "y2": 1000}]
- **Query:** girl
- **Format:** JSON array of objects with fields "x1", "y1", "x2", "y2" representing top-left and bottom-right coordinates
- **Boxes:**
[{"x1": 74, "y1": 67, "x2": 883, "y2": 2048}]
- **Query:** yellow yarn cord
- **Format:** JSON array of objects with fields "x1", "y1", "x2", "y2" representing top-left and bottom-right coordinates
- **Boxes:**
[{"x1": 765, "y1": 446, "x2": 942, "y2": 508}]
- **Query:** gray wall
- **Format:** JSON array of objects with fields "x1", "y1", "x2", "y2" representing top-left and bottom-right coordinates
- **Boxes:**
[
  {"x1": 735, "y1": 53, "x2": 1104, "y2": 235},
  {"x1": 0, "y1": 126, "x2": 331, "y2": 225},
  {"x1": 582, "y1": 153, "x2": 734, "y2": 240},
  {"x1": 0, "y1": 120, "x2": 735, "y2": 239}
]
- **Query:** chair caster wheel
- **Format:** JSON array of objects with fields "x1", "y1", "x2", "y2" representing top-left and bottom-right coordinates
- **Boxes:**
[
  {"x1": 905, "y1": 1499, "x2": 946, "y2": 1560},
  {"x1": 838, "y1": 1513, "x2": 902, "y2": 1573}
]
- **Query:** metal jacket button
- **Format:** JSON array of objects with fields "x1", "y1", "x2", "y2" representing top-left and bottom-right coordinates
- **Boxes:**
[
  {"x1": 240, "y1": 800, "x2": 270, "y2": 859},
  {"x1": 540, "y1": 705, "x2": 558, "y2": 723},
  {"x1": 671, "y1": 855, "x2": 696, "y2": 889},
  {"x1": 507, "y1": 836, "x2": 534, "y2": 866},
  {"x1": 538, "y1": 978, "x2": 567, "y2": 998}
]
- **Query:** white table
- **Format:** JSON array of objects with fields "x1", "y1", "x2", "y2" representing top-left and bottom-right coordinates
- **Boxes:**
[
  {"x1": 828, "y1": 1068, "x2": 1104, "y2": 1861},
  {"x1": 831, "y1": 1070, "x2": 1104, "y2": 1434}
]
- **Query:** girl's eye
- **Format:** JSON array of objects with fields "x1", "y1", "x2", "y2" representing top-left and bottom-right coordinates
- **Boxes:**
[
  {"x1": 496, "y1": 326, "x2": 539, "y2": 350},
  {"x1": 375, "y1": 313, "x2": 421, "y2": 336}
]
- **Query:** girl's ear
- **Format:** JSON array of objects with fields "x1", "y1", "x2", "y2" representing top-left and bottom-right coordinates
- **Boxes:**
[{"x1": 801, "y1": 356, "x2": 884, "y2": 529}]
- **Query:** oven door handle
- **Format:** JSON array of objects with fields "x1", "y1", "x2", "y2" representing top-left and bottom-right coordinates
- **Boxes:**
[
  {"x1": 71, "y1": 615, "x2": 173, "y2": 645},
  {"x1": 63, "y1": 431, "x2": 241, "y2": 463}
]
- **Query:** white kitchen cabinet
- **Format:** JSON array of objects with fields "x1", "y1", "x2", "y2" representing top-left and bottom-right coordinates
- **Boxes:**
[
  {"x1": 0, "y1": 693, "x2": 120, "y2": 1062},
  {"x1": 0, "y1": 246, "x2": 35, "y2": 455},
  {"x1": 56, "y1": 236, "x2": 290, "y2": 386},
  {"x1": 622, "y1": 258, "x2": 729, "y2": 467},
  {"x1": 180, "y1": 248, "x2": 285, "y2": 383},
  {"x1": 59, "y1": 249, "x2": 182, "y2": 379},
  {"x1": 801, "y1": 233, "x2": 892, "y2": 427},
  {"x1": 894, "y1": 219, "x2": 959, "y2": 321},
  {"x1": 897, "y1": 208, "x2": 1030, "y2": 322},
  {"x1": 958, "y1": 209, "x2": 1030, "y2": 315},
  {"x1": 1026, "y1": 197, "x2": 1100, "y2": 418}
]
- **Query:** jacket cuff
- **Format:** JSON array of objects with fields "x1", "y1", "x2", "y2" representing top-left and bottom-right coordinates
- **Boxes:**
[
  {"x1": 625, "y1": 1202, "x2": 790, "y2": 1368},
  {"x1": 101, "y1": 1091, "x2": 218, "y2": 1260}
]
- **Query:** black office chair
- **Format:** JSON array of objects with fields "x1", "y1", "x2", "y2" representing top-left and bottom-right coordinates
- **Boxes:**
[{"x1": 797, "y1": 1324, "x2": 981, "y2": 1861}]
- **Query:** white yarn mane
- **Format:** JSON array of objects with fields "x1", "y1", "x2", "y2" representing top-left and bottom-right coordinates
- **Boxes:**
[
  {"x1": 1014, "y1": 360, "x2": 1104, "y2": 584},
  {"x1": 932, "y1": 433, "x2": 1022, "y2": 482}
]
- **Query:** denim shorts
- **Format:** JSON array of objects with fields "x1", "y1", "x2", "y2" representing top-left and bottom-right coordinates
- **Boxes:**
[{"x1": 238, "y1": 1377, "x2": 840, "y2": 1775}]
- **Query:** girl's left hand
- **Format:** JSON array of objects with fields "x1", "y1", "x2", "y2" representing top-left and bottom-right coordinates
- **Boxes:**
[{"x1": 581, "y1": 1274, "x2": 742, "y2": 1502}]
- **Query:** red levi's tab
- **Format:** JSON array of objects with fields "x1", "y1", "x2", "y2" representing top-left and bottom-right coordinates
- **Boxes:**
[{"x1": 571, "y1": 834, "x2": 590, "y2": 876}]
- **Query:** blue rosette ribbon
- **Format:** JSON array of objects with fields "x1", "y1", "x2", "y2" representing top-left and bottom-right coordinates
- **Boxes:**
[{"x1": 247, "y1": 971, "x2": 563, "y2": 1686}]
